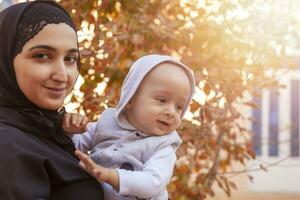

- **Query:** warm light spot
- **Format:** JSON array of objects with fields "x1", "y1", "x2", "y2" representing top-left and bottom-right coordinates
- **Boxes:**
[
  {"x1": 92, "y1": 9, "x2": 98, "y2": 19},
  {"x1": 94, "y1": 82, "x2": 107, "y2": 95},
  {"x1": 115, "y1": 2, "x2": 121, "y2": 12},
  {"x1": 78, "y1": 21, "x2": 95, "y2": 42},
  {"x1": 153, "y1": 18, "x2": 161, "y2": 25},
  {"x1": 106, "y1": 31, "x2": 113, "y2": 38},
  {"x1": 96, "y1": 54, "x2": 104, "y2": 60},
  {"x1": 88, "y1": 69, "x2": 95, "y2": 75},
  {"x1": 64, "y1": 75, "x2": 84, "y2": 112}
]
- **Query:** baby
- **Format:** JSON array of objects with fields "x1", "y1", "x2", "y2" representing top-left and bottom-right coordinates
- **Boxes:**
[{"x1": 63, "y1": 55, "x2": 195, "y2": 200}]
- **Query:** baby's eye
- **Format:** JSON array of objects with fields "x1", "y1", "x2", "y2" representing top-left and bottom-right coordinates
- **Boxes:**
[
  {"x1": 156, "y1": 97, "x2": 166, "y2": 103},
  {"x1": 177, "y1": 105, "x2": 184, "y2": 111},
  {"x1": 34, "y1": 53, "x2": 49, "y2": 59}
]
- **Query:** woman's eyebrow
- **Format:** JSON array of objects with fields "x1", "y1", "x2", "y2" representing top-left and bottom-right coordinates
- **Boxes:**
[
  {"x1": 28, "y1": 45, "x2": 56, "y2": 51},
  {"x1": 68, "y1": 48, "x2": 79, "y2": 54},
  {"x1": 28, "y1": 45, "x2": 79, "y2": 53}
]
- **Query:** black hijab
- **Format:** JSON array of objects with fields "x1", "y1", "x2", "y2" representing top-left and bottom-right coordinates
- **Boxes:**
[{"x1": 0, "y1": 0, "x2": 79, "y2": 156}]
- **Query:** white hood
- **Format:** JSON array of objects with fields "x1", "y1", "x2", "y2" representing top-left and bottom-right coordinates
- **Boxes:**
[{"x1": 115, "y1": 54, "x2": 195, "y2": 130}]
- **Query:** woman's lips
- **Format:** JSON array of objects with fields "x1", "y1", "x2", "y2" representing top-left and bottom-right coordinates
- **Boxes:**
[{"x1": 45, "y1": 86, "x2": 66, "y2": 96}]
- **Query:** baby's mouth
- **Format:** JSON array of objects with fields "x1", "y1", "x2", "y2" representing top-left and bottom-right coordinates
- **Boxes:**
[{"x1": 157, "y1": 120, "x2": 169, "y2": 127}]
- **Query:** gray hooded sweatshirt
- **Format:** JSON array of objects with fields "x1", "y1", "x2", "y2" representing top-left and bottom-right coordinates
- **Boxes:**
[{"x1": 73, "y1": 55, "x2": 195, "y2": 200}]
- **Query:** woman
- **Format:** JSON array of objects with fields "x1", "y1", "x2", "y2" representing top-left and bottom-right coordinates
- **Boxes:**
[{"x1": 0, "y1": 1, "x2": 104, "y2": 199}]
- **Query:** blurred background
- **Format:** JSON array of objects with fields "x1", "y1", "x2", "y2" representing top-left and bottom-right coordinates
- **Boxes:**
[{"x1": 2, "y1": 0, "x2": 300, "y2": 199}]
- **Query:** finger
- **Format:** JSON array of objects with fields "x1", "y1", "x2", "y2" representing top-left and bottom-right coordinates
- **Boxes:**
[
  {"x1": 75, "y1": 150, "x2": 86, "y2": 160},
  {"x1": 79, "y1": 161, "x2": 96, "y2": 177},
  {"x1": 81, "y1": 116, "x2": 89, "y2": 126},
  {"x1": 79, "y1": 161, "x2": 87, "y2": 170},
  {"x1": 64, "y1": 113, "x2": 71, "y2": 128},
  {"x1": 71, "y1": 114, "x2": 79, "y2": 127},
  {"x1": 81, "y1": 117, "x2": 89, "y2": 131},
  {"x1": 75, "y1": 151, "x2": 91, "y2": 170},
  {"x1": 76, "y1": 115, "x2": 83, "y2": 127},
  {"x1": 81, "y1": 155, "x2": 97, "y2": 171},
  {"x1": 75, "y1": 150, "x2": 105, "y2": 182},
  {"x1": 93, "y1": 169, "x2": 103, "y2": 180},
  {"x1": 75, "y1": 150, "x2": 97, "y2": 170}
]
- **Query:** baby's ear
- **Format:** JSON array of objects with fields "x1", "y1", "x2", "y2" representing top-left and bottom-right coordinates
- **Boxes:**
[{"x1": 125, "y1": 100, "x2": 132, "y2": 109}]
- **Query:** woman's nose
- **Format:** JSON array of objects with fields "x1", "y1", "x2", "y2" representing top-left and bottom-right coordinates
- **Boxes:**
[{"x1": 51, "y1": 60, "x2": 67, "y2": 82}]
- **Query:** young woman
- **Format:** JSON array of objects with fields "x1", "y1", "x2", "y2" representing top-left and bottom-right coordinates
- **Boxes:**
[{"x1": 0, "y1": 1, "x2": 104, "y2": 199}]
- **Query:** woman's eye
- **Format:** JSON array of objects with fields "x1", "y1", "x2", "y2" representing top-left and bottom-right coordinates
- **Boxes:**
[
  {"x1": 65, "y1": 55, "x2": 78, "y2": 63},
  {"x1": 34, "y1": 53, "x2": 49, "y2": 59}
]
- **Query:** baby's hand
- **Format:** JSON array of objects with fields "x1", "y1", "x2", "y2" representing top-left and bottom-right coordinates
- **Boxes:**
[
  {"x1": 75, "y1": 150, "x2": 110, "y2": 182},
  {"x1": 75, "y1": 150, "x2": 119, "y2": 190},
  {"x1": 62, "y1": 113, "x2": 89, "y2": 134}
]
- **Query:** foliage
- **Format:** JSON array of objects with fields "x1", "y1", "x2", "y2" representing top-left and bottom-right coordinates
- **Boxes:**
[{"x1": 60, "y1": 0, "x2": 295, "y2": 199}]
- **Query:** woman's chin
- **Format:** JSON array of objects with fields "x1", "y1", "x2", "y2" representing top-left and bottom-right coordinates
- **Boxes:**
[{"x1": 36, "y1": 99, "x2": 65, "y2": 110}]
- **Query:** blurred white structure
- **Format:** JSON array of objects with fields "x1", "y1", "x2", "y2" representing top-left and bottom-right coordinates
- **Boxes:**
[
  {"x1": 244, "y1": 68, "x2": 300, "y2": 195},
  {"x1": 208, "y1": 68, "x2": 300, "y2": 200},
  {"x1": 0, "y1": 0, "x2": 14, "y2": 11}
]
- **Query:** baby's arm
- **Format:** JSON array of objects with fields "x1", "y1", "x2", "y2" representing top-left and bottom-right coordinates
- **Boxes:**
[
  {"x1": 117, "y1": 146, "x2": 176, "y2": 198},
  {"x1": 75, "y1": 146, "x2": 176, "y2": 198}
]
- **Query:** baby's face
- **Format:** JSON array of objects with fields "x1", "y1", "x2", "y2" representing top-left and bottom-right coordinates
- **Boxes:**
[{"x1": 125, "y1": 62, "x2": 191, "y2": 136}]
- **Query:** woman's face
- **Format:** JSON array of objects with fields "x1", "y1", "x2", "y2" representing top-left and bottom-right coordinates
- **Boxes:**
[{"x1": 13, "y1": 23, "x2": 79, "y2": 110}]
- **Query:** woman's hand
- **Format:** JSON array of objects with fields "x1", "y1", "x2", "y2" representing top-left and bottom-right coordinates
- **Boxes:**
[
  {"x1": 75, "y1": 150, "x2": 120, "y2": 191},
  {"x1": 62, "y1": 113, "x2": 89, "y2": 134}
]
